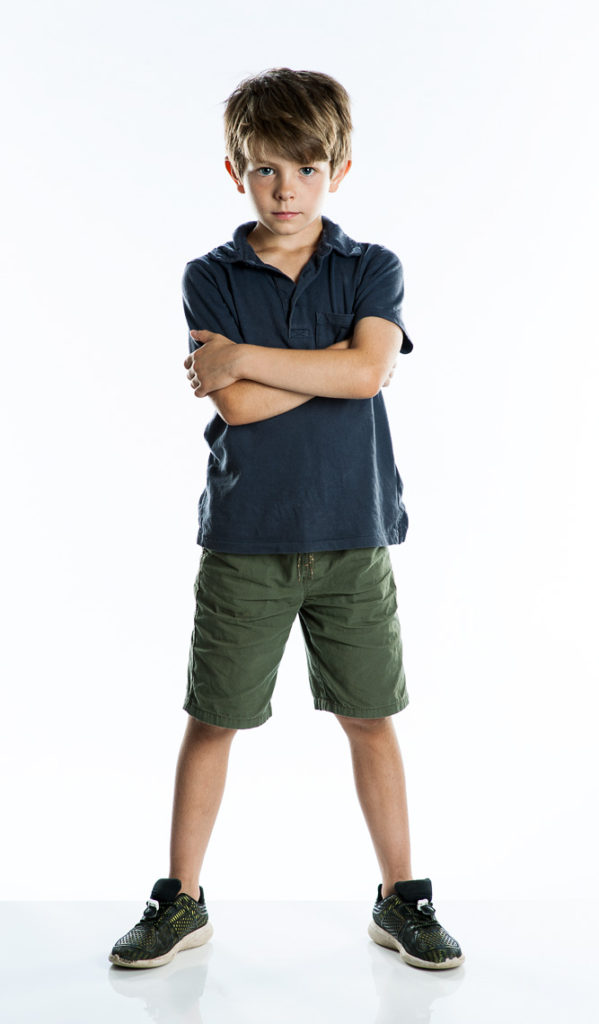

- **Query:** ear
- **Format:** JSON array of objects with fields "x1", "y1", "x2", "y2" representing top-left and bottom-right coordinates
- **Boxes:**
[
  {"x1": 329, "y1": 159, "x2": 352, "y2": 194},
  {"x1": 225, "y1": 156, "x2": 245, "y2": 194}
]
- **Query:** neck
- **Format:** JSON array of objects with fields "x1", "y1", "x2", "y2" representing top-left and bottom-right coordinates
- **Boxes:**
[{"x1": 247, "y1": 216, "x2": 324, "y2": 256}]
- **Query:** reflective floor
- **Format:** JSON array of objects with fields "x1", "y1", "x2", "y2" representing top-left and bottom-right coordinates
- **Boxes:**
[{"x1": 0, "y1": 899, "x2": 593, "y2": 1023}]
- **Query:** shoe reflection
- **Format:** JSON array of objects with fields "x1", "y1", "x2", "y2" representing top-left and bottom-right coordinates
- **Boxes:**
[
  {"x1": 108, "y1": 944, "x2": 212, "y2": 1023},
  {"x1": 368, "y1": 940, "x2": 464, "y2": 1023}
]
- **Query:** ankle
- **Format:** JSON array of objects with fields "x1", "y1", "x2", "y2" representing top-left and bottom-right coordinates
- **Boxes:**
[
  {"x1": 173, "y1": 878, "x2": 201, "y2": 902},
  {"x1": 382, "y1": 875, "x2": 413, "y2": 899}
]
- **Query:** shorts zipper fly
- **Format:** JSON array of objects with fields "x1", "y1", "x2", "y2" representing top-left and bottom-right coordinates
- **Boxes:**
[{"x1": 297, "y1": 553, "x2": 314, "y2": 581}]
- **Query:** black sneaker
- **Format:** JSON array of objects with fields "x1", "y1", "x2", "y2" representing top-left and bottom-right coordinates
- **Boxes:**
[
  {"x1": 109, "y1": 878, "x2": 213, "y2": 969},
  {"x1": 368, "y1": 878, "x2": 464, "y2": 970}
]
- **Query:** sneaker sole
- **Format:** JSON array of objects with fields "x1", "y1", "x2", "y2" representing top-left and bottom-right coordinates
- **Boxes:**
[
  {"x1": 109, "y1": 920, "x2": 214, "y2": 969},
  {"x1": 368, "y1": 920, "x2": 465, "y2": 970}
]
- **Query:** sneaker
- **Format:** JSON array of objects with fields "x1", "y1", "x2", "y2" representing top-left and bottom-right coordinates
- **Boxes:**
[
  {"x1": 368, "y1": 878, "x2": 464, "y2": 970},
  {"x1": 109, "y1": 878, "x2": 213, "y2": 969}
]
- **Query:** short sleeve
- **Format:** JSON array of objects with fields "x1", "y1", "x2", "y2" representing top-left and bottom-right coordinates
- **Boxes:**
[
  {"x1": 182, "y1": 259, "x2": 245, "y2": 353},
  {"x1": 353, "y1": 246, "x2": 413, "y2": 354}
]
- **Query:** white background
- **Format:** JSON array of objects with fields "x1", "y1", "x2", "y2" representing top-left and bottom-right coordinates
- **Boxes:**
[{"x1": 2, "y1": 0, "x2": 597, "y2": 902}]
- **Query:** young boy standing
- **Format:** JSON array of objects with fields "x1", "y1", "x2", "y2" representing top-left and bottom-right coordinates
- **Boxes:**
[{"x1": 109, "y1": 68, "x2": 464, "y2": 972}]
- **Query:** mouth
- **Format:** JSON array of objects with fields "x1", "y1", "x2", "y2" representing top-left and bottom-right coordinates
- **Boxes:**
[{"x1": 272, "y1": 211, "x2": 299, "y2": 217}]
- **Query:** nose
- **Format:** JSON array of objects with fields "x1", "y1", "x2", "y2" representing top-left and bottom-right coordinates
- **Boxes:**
[{"x1": 274, "y1": 173, "x2": 295, "y2": 200}]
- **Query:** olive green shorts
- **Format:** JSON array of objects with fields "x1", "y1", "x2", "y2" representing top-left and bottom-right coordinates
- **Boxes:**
[{"x1": 185, "y1": 546, "x2": 409, "y2": 729}]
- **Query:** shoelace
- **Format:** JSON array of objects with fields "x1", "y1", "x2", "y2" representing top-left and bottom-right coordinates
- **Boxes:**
[
  {"x1": 138, "y1": 898, "x2": 171, "y2": 925},
  {"x1": 390, "y1": 896, "x2": 437, "y2": 927},
  {"x1": 413, "y1": 898, "x2": 437, "y2": 925}
]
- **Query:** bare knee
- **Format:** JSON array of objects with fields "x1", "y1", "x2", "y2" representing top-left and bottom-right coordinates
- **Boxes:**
[
  {"x1": 335, "y1": 713, "x2": 392, "y2": 736},
  {"x1": 184, "y1": 715, "x2": 238, "y2": 742}
]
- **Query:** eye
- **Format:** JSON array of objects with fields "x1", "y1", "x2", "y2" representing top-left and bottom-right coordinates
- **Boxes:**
[{"x1": 254, "y1": 166, "x2": 316, "y2": 177}]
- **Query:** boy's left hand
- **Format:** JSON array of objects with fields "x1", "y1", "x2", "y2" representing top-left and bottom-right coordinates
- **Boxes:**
[{"x1": 184, "y1": 331, "x2": 243, "y2": 396}]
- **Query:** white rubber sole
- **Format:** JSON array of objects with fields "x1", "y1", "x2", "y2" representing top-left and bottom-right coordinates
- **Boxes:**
[
  {"x1": 368, "y1": 920, "x2": 465, "y2": 970},
  {"x1": 109, "y1": 920, "x2": 214, "y2": 969}
]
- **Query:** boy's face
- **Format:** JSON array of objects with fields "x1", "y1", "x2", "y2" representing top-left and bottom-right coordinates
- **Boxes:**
[{"x1": 225, "y1": 150, "x2": 351, "y2": 244}]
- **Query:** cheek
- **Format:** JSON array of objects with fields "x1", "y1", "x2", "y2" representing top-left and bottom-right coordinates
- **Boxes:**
[
  {"x1": 248, "y1": 181, "x2": 268, "y2": 202},
  {"x1": 312, "y1": 179, "x2": 331, "y2": 201}
]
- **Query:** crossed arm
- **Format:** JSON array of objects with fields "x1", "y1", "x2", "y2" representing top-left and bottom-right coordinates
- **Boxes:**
[{"x1": 183, "y1": 316, "x2": 403, "y2": 426}]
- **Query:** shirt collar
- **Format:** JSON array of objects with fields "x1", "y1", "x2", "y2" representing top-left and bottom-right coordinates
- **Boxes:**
[{"x1": 209, "y1": 215, "x2": 363, "y2": 264}]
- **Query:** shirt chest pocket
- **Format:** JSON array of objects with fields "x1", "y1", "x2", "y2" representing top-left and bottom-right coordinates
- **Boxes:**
[{"x1": 315, "y1": 312, "x2": 356, "y2": 348}]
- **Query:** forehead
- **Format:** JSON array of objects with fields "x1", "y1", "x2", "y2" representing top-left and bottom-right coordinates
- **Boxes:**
[{"x1": 247, "y1": 150, "x2": 327, "y2": 167}]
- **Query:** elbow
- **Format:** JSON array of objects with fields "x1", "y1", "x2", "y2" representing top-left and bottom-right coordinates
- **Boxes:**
[
  {"x1": 212, "y1": 381, "x2": 256, "y2": 426},
  {"x1": 220, "y1": 403, "x2": 236, "y2": 426},
  {"x1": 359, "y1": 369, "x2": 382, "y2": 400},
  {"x1": 209, "y1": 394, "x2": 238, "y2": 426},
  {"x1": 221, "y1": 404, "x2": 253, "y2": 427},
  {"x1": 221, "y1": 406, "x2": 244, "y2": 427}
]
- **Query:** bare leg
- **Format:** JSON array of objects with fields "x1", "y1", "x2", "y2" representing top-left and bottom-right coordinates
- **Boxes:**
[
  {"x1": 336, "y1": 715, "x2": 412, "y2": 898},
  {"x1": 169, "y1": 715, "x2": 237, "y2": 900}
]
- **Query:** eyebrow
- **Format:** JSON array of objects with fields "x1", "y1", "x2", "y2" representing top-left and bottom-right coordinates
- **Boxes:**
[{"x1": 250, "y1": 157, "x2": 319, "y2": 166}]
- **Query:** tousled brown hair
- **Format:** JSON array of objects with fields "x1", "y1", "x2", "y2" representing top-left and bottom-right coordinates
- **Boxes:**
[{"x1": 223, "y1": 67, "x2": 353, "y2": 181}]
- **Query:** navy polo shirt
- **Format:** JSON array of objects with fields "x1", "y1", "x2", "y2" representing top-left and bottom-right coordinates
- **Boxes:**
[{"x1": 182, "y1": 214, "x2": 413, "y2": 554}]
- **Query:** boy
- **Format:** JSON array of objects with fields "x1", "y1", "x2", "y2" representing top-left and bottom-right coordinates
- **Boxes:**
[{"x1": 109, "y1": 68, "x2": 464, "y2": 972}]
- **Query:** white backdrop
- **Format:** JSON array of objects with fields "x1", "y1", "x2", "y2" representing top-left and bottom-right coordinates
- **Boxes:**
[{"x1": 2, "y1": 0, "x2": 597, "y2": 902}]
